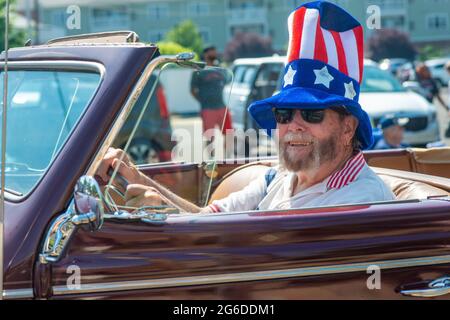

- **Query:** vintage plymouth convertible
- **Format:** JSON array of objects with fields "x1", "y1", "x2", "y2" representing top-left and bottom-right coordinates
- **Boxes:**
[{"x1": 1, "y1": 32, "x2": 450, "y2": 300}]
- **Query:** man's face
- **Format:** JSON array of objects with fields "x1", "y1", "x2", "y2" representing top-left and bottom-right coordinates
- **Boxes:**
[
  {"x1": 277, "y1": 108, "x2": 356, "y2": 172},
  {"x1": 204, "y1": 49, "x2": 218, "y2": 64},
  {"x1": 384, "y1": 125, "x2": 404, "y2": 146}
]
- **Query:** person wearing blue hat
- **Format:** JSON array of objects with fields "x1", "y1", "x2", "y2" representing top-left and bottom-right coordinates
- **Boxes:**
[
  {"x1": 373, "y1": 116, "x2": 410, "y2": 150},
  {"x1": 97, "y1": 1, "x2": 396, "y2": 213}
]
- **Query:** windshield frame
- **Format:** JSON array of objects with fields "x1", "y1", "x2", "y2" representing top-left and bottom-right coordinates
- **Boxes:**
[
  {"x1": 85, "y1": 54, "x2": 237, "y2": 214},
  {"x1": 85, "y1": 54, "x2": 205, "y2": 178},
  {"x1": 0, "y1": 60, "x2": 105, "y2": 201}
]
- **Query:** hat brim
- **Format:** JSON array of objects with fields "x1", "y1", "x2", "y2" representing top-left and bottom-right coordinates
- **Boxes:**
[{"x1": 248, "y1": 86, "x2": 374, "y2": 150}]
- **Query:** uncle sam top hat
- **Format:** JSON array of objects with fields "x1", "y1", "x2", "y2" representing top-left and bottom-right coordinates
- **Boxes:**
[{"x1": 248, "y1": 0, "x2": 373, "y2": 149}]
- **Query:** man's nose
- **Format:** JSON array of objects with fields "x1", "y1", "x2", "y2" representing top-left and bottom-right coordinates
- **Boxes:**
[{"x1": 287, "y1": 110, "x2": 308, "y2": 132}]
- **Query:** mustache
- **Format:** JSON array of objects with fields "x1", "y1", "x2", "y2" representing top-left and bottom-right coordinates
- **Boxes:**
[{"x1": 280, "y1": 132, "x2": 315, "y2": 144}]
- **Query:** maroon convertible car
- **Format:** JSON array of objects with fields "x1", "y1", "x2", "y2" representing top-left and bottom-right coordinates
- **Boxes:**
[{"x1": 1, "y1": 31, "x2": 450, "y2": 300}]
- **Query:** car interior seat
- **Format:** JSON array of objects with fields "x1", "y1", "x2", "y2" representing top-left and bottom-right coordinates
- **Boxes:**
[{"x1": 208, "y1": 162, "x2": 449, "y2": 205}]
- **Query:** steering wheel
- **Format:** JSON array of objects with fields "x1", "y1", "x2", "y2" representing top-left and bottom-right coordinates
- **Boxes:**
[{"x1": 102, "y1": 167, "x2": 181, "y2": 214}]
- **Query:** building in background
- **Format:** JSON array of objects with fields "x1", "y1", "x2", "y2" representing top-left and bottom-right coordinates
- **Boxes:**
[{"x1": 15, "y1": 0, "x2": 450, "y2": 55}]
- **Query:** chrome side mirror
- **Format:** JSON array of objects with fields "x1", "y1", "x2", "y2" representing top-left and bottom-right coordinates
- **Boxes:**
[
  {"x1": 40, "y1": 176, "x2": 104, "y2": 264},
  {"x1": 73, "y1": 175, "x2": 104, "y2": 231}
]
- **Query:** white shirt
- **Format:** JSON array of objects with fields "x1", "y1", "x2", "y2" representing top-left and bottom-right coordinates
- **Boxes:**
[{"x1": 208, "y1": 152, "x2": 396, "y2": 213}]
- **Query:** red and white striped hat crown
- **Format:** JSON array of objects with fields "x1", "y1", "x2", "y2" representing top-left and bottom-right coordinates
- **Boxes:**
[
  {"x1": 248, "y1": 1, "x2": 374, "y2": 150},
  {"x1": 286, "y1": 1, "x2": 364, "y2": 83}
]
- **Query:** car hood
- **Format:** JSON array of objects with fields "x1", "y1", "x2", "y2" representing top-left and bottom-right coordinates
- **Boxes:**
[{"x1": 358, "y1": 91, "x2": 434, "y2": 118}]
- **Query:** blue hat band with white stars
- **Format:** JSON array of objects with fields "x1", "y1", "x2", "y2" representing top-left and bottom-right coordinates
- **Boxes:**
[{"x1": 283, "y1": 59, "x2": 360, "y2": 102}]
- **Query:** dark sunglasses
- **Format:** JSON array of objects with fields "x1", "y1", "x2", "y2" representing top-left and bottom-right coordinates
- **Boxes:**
[{"x1": 272, "y1": 107, "x2": 349, "y2": 124}]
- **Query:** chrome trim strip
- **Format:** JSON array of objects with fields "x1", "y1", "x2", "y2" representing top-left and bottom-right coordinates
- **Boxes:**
[
  {"x1": 52, "y1": 254, "x2": 450, "y2": 296},
  {"x1": 2, "y1": 288, "x2": 34, "y2": 299},
  {"x1": 0, "y1": 60, "x2": 106, "y2": 76}
]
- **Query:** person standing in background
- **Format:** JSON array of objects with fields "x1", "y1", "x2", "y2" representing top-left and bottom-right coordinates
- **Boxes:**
[
  {"x1": 416, "y1": 63, "x2": 447, "y2": 108},
  {"x1": 190, "y1": 46, "x2": 233, "y2": 138},
  {"x1": 373, "y1": 116, "x2": 410, "y2": 150},
  {"x1": 416, "y1": 63, "x2": 449, "y2": 138}
]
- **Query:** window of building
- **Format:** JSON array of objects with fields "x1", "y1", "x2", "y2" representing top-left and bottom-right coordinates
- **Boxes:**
[
  {"x1": 381, "y1": 16, "x2": 406, "y2": 28},
  {"x1": 229, "y1": 0, "x2": 264, "y2": 10},
  {"x1": 198, "y1": 28, "x2": 211, "y2": 43},
  {"x1": 148, "y1": 30, "x2": 167, "y2": 43},
  {"x1": 91, "y1": 6, "x2": 129, "y2": 30},
  {"x1": 230, "y1": 24, "x2": 265, "y2": 37},
  {"x1": 51, "y1": 9, "x2": 67, "y2": 27},
  {"x1": 426, "y1": 13, "x2": 449, "y2": 30},
  {"x1": 188, "y1": 2, "x2": 209, "y2": 16},
  {"x1": 369, "y1": 0, "x2": 406, "y2": 10},
  {"x1": 331, "y1": 0, "x2": 349, "y2": 7},
  {"x1": 148, "y1": 3, "x2": 169, "y2": 20},
  {"x1": 283, "y1": 0, "x2": 303, "y2": 8}
]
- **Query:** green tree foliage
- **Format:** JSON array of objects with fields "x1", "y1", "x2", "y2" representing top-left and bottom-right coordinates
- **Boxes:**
[
  {"x1": 165, "y1": 20, "x2": 203, "y2": 58},
  {"x1": 156, "y1": 41, "x2": 197, "y2": 59},
  {"x1": 418, "y1": 45, "x2": 443, "y2": 61},
  {"x1": 0, "y1": 0, "x2": 27, "y2": 52},
  {"x1": 366, "y1": 29, "x2": 417, "y2": 62}
]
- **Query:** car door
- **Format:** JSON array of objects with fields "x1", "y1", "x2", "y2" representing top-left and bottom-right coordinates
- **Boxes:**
[
  {"x1": 38, "y1": 195, "x2": 450, "y2": 300},
  {"x1": 1, "y1": 44, "x2": 158, "y2": 300}
]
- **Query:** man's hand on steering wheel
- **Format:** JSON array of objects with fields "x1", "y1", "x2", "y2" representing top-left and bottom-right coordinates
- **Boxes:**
[{"x1": 96, "y1": 147, "x2": 149, "y2": 186}]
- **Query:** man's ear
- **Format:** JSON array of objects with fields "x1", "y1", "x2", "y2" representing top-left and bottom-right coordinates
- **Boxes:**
[{"x1": 344, "y1": 116, "x2": 359, "y2": 144}]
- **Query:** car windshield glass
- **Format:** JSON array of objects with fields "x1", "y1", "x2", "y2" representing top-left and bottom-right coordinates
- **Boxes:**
[
  {"x1": 242, "y1": 66, "x2": 257, "y2": 85},
  {"x1": 0, "y1": 69, "x2": 101, "y2": 195},
  {"x1": 360, "y1": 66, "x2": 405, "y2": 93},
  {"x1": 103, "y1": 62, "x2": 240, "y2": 213}
]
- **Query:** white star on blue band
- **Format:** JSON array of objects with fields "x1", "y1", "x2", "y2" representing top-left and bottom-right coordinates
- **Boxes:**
[
  {"x1": 283, "y1": 65, "x2": 296, "y2": 87},
  {"x1": 344, "y1": 81, "x2": 357, "y2": 100},
  {"x1": 313, "y1": 66, "x2": 334, "y2": 88}
]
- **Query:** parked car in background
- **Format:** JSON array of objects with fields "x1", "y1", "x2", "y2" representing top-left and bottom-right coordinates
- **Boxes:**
[
  {"x1": 379, "y1": 58, "x2": 410, "y2": 76},
  {"x1": 426, "y1": 57, "x2": 450, "y2": 87},
  {"x1": 113, "y1": 73, "x2": 174, "y2": 164},
  {"x1": 226, "y1": 55, "x2": 285, "y2": 130},
  {"x1": 359, "y1": 62, "x2": 440, "y2": 147}
]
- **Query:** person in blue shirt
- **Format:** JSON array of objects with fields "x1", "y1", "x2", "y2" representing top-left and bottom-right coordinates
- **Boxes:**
[{"x1": 374, "y1": 115, "x2": 410, "y2": 150}]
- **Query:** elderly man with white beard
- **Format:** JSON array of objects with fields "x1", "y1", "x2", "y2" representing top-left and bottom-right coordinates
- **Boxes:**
[{"x1": 97, "y1": 1, "x2": 396, "y2": 213}]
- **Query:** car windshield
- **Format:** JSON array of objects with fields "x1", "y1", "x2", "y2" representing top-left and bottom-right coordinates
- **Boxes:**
[
  {"x1": 233, "y1": 65, "x2": 258, "y2": 86},
  {"x1": 360, "y1": 66, "x2": 405, "y2": 93},
  {"x1": 0, "y1": 68, "x2": 101, "y2": 195},
  {"x1": 104, "y1": 62, "x2": 238, "y2": 213}
]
